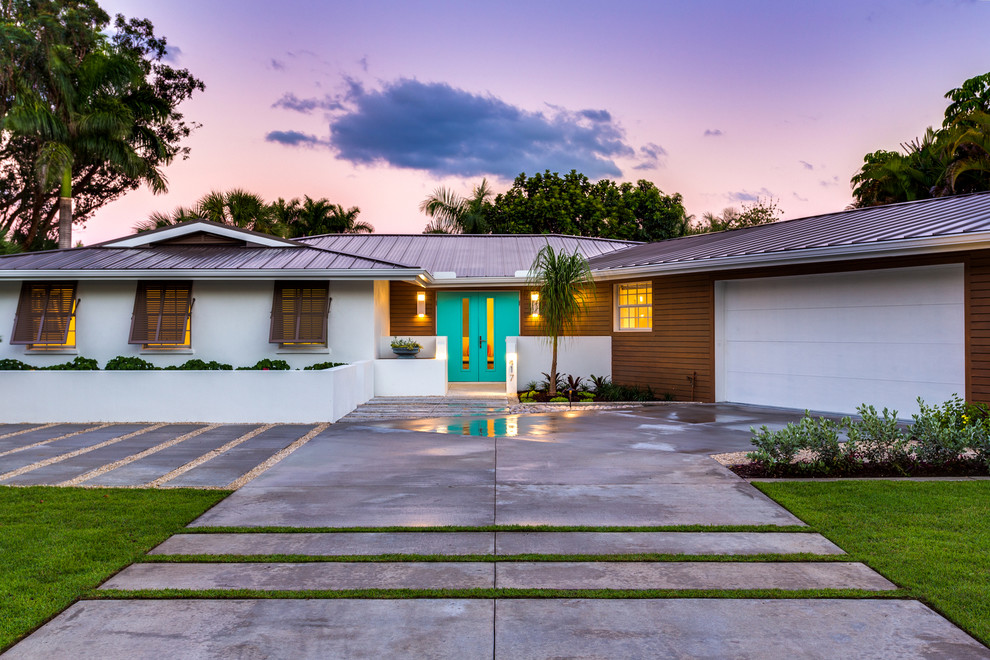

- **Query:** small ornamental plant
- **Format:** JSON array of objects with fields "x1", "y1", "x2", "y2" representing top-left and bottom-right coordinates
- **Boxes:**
[{"x1": 390, "y1": 338, "x2": 422, "y2": 350}]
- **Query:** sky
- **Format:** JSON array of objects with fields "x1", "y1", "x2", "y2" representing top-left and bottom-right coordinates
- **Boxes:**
[{"x1": 78, "y1": 0, "x2": 990, "y2": 244}]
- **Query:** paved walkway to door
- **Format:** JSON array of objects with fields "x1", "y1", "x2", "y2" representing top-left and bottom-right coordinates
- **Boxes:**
[
  {"x1": 338, "y1": 382, "x2": 511, "y2": 422},
  {"x1": 6, "y1": 404, "x2": 989, "y2": 658}
]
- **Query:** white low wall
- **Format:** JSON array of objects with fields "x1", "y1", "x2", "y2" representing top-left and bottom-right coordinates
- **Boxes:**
[
  {"x1": 378, "y1": 336, "x2": 438, "y2": 359},
  {"x1": 514, "y1": 335, "x2": 612, "y2": 389},
  {"x1": 0, "y1": 361, "x2": 375, "y2": 424},
  {"x1": 373, "y1": 358, "x2": 448, "y2": 396}
]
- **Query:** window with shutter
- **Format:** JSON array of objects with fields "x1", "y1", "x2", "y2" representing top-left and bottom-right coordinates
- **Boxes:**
[
  {"x1": 270, "y1": 283, "x2": 330, "y2": 345},
  {"x1": 11, "y1": 282, "x2": 78, "y2": 347},
  {"x1": 129, "y1": 282, "x2": 193, "y2": 347}
]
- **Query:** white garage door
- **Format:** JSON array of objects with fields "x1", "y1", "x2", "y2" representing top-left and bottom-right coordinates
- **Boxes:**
[{"x1": 716, "y1": 264, "x2": 965, "y2": 416}]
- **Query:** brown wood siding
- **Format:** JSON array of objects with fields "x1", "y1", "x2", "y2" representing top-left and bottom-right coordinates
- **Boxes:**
[
  {"x1": 969, "y1": 253, "x2": 990, "y2": 404},
  {"x1": 611, "y1": 275, "x2": 714, "y2": 402},
  {"x1": 390, "y1": 282, "x2": 610, "y2": 338}
]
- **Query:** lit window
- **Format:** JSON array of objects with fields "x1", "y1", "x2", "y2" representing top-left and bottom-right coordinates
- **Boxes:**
[
  {"x1": 616, "y1": 281, "x2": 652, "y2": 330},
  {"x1": 11, "y1": 282, "x2": 79, "y2": 349},
  {"x1": 270, "y1": 282, "x2": 331, "y2": 346},
  {"x1": 130, "y1": 282, "x2": 193, "y2": 348}
]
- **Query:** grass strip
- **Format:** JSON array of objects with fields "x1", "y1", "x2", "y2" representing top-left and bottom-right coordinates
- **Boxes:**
[
  {"x1": 90, "y1": 587, "x2": 907, "y2": 600},
  {"x1": 184, "y1": 524, "x2": 812, "y2": 534},
  {"x1": 0, "y1": 486, "x2": 230, "y2": 653},
  {"x1": 756, "y1": 480, "x2": 990, "y2": 646},
  {"x1": 142, "y1": 552, "x2": 848, "y2": 563}
]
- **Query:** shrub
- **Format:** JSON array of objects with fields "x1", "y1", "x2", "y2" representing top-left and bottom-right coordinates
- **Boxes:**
[
  {"x1": 563, "y1": 374, "x2": 584, "y2": 392},
  {"x1": 519, "y1": 391, "x2": 537, "y2": 403},
  {"x1": 524, "y1": 380, "x2": 539, "y2": 392},
  {"x1": 588, "y1": 374, "x2": 610, "y2": 392},
  {"x1": 303, "y1": 361, "x2": 346, "y2": 370},
  {"x1": 595, "y1": 382, "x2": 655, "y2": 402},
  {"x1": 844, "y1": 405, "x2": 909, "y2": 466},
  {"x1": 911, "y1": 396, "x2": 971, "y2": 466},
  {"x1": 540, "y1": 371, "x2": 566, "y2": 393},
  {"x1": 390, "y1": 337, "x2": 422, "y2": 350},
  {"x1": 0, "y1": 358, "x2": 33, "y2": 370},
  {"x1": 799, "y1": 414, "x2": 843, "y2": 469},
  {"x1": 43, "y1": 356, "x2": 99, "y2": 371},
  {"x1": 549, "y1": 396, "x2": 568, "y2": 402},
  {"x1": 237, "y1": 358, "x2": 291, "y2": 371},
  {"x1": 747, "y1": 423, "x2": 805, "y2": 472},
  {"x1": 578, "y1": 391, "x2": 595, "y2": 401},
  {"x1": 164, "y1": 359, "x2": 233, "y2": 371},
  {"x1": 104, "y1": 356, "x2": 157, "y2": 370}
]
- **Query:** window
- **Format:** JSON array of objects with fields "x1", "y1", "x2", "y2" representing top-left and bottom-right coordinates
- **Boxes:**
[
  {"x1": 270, "y1": 282, "x2": 331, "y2": 345},
  {"x1": 616, "y1": 281, "x2": 652, "y2": 330},
  {"x1": 11, "y1": 282, "x2": 78, "y2": 348},
  {"x1": 129, "y1": 282, "x2": 193, "y2": 348}
]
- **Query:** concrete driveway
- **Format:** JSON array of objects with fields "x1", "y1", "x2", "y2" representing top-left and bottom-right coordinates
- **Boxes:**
[{"x1": 6, "y1": 404, "x2": 989, "y2": 659}]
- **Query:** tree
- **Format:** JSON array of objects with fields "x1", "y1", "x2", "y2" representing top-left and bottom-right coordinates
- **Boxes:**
[
  {"x1": 483, "y1": 170, "x2": 689, "y2": 241},
  {"x1": 419, "y1": 179, "x2": 492, "y2": 234},
  {"x1": 527, "y1": 244, "x2": 594, "y2": 397},
  {"x1": 284, "y1": 197, "x2": 371, "y2": 237},
  {"x1": 0, "y1": 3, "x2": 203, "y2": 250},
  {"x1": 690, "y1": 198, "x2": 783, "y2": 234},
  {"x1": 851, "y1": 72, "x2": 990, "y2": 207}
]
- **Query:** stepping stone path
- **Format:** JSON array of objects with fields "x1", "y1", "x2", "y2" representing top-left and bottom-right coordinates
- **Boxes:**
[{"x1": 7, "y1": 405, "x2": 990, "y2": 658}]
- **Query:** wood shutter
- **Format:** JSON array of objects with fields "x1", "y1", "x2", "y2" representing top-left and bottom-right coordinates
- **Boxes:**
[
  {"x1": 11, "y1": 282, "x2": 77, "y2": 345},
  {"x1": 129, "y1": 282, "x2": 193, "y2": 345},
  {"x1": 270, "y1": 283, "x2": 331, "y2": 343}
]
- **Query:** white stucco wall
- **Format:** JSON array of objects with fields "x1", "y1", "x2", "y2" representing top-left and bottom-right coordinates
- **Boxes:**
[
  {"x1": 0, "y1": 279, "x2": 382, "y2": 369},
  {"x1": 0, "y1": 361, "x2": 375, "y2": 423},
  {"x1": 378, "y1": 336, "x2": 438, "y2": 359},
  {"x1": 373, "y1": 358, "x2": 448, "y2": 396},
  {"x1": 513, "y1": 335, "x2": 612, "y2": 389}
]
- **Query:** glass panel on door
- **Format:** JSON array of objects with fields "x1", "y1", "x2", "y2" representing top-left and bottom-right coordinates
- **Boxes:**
[{"x1": 486, "y1": 297, "x2": 495, "y2": 371}]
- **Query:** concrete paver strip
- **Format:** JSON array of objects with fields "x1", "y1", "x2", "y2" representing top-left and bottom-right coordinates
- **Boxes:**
[
  {"x1": 495, "y1": 483, "x2": 805, "y2": 527},
  {"x1": 145, "y1": 424, "x2": 270, "y2": 488},
  {"x1": 0, "y1": 424, "x2": 154, "y2": 482},
  {"x1": 495, "y1": 561, "x2": 896, "y2": 591},
  {"x1": 3, "y1": 425, "x2": 201, "y2": 485},
  {"x1": 494, "y1": 531, "x2": 845, "y2": 556},
  {"x1": 188, "y1": 485, "x2": 497, "y2": 528},
  {"x1": 0, "y1": 424, "x2": 44, "y2": 441},
  {"x1": 101, "y1": 562, "x2": 495, "y2": 591},
  {"x1": 164, "y1": 424, "x2": 316, "y2": 488},
  {"x1": 2, "y1": 599, "x2": 495, "y2": 660},
  {"x1": 0, "y1": 423, "x2": 100, "y2": 456},
  {"x1": 494, "y1": 599, "x2": 990, "y2": 659},
  {"x1": 151, "y1": 532, "x2": 496, "y2": 556},
  {"x1": 81, "y1": 425, "x2": 260, "y2": 487}
]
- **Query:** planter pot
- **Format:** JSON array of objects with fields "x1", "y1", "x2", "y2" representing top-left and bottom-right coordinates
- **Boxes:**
[{"x1": 392, "y1": 347, "x2": 420, "y2": 359}]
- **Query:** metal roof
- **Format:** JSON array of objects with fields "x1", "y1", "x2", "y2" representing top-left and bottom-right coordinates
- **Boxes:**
[
  {"x1": 587, "y1": 192, "x2": 990, "y2": 272},
  {"x1": 0, "y1": 244, "x2": 413, "y2": 272},
  {"x1": 297, "y1": 234, "x2": 638, "y2": 278}
]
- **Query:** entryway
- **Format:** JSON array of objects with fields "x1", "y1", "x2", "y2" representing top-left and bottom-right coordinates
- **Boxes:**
[{"x1": 437, "y1": 292, "x2": 519, "y2": 382}]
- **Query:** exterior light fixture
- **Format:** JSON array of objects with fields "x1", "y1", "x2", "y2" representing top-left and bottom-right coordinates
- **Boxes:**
[
  {"x1": 530, "y1": 291, "x2": 540, "y2": 317},
  {"x1": 417, "y1": 292, "x2": 426, "y2": 317}
]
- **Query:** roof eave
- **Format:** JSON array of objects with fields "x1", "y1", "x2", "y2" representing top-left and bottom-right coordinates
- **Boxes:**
[
  {"x1": 0, "y1": 268, "x2": 428, "y2": 281},
  {"x1": 589, "y1": 233, "x2": 990, "y2": 280}
]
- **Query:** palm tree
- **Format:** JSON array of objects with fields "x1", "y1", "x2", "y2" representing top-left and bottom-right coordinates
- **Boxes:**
[
  {"x1": 133, "y1": 205, "x2": 199, "y2": 233},
  {"x1": 528, "y1": 244, "x2": 595, "y2": 396},
  {"x1": 3, "y1": 42, "x2": 169, "y2": 248},
  {"x1": 419, "y1": 179, "x2": 493, "y2": 234},
  {"x1": 283, "y1": 197, "x2": 372, "y2": 237}
]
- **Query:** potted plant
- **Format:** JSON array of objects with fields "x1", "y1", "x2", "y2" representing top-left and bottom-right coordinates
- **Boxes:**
[{"x1": 390, "y1": 337, "x2": 422, "y2": 359}]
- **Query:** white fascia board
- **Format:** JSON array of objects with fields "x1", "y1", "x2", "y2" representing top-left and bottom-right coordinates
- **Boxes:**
[
  {"x1": 425, "y1": 276, "x2": 530, "y2": 288},
  {"x1": 102, "y1": 223, "x2": 298, "y2": 248},
  {"x1": 589, "y1": 234, "x2": 990, "y2": 280},
  {"x1": 0, "y1": 268, "x2": 428, "y2": 281}
]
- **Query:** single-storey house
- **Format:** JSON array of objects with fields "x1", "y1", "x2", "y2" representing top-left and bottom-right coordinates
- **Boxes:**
[{"x1": 1, "y1": 191, "x2": 989, "y2": 422}]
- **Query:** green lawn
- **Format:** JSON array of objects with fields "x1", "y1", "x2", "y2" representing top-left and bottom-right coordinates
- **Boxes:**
[
  {"x1": 0, "y1": 486, "x2": 228, "y2": 652},
  {"x1": 757, "y1": 480, "x2": 990, "y2": 646}
]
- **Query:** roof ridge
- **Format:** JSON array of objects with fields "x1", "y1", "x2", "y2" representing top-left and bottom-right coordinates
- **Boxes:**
[{"x1": 296, "y1": 232, "x2": 642, "y2": 244}]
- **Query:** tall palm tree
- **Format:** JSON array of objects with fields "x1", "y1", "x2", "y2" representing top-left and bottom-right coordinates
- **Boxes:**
[
  {"x1": 419, "y1": 179, "x2": 493, "y2": 234},
  {"x1": 528, "y1": 244, "x2": 595, "y2": 396},
  {"x1": 284, "y1": 197, "x2": 371, "y2": 237},
  {"x1": 3, "y1": 42, "x2": 169, "y2": 248}
]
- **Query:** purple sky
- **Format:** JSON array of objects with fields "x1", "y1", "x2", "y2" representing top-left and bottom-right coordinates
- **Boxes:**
[{"x1": 80, "y1": 0, "x2": 990, "y2": 243}]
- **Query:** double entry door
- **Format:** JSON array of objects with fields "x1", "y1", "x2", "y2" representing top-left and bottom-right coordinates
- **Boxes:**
[{"x1": 437, "y1": 292, "x2": 519, "y2": 382}]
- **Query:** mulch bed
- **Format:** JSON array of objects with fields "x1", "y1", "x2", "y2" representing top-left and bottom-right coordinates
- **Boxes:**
[{"x1": 727, "y1": 458, "x2": 989, "y2": 479}]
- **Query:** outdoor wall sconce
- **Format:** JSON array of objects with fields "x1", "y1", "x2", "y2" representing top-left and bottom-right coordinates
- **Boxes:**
[
  {"x1": 530, "y1": 291, "x2": 540, "y2": 317},
  {"x1": 417, "y1": 292, "x2": 426, "y2": 317}
]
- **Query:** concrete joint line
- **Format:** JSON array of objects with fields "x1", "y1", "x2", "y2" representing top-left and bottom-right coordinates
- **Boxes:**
[
  {"x1": 0, "y1": 423, "x2": 56, "y2": 442},
  {"x1": 0, "y1": 424, "x2": 162, "y2": 482},
  {"x1": 59, "y1": 425, "x2": 220, "y2": 487},
  {"x1": 0, "y1": 423, "x2": 110, "y2": 458},
  {"x1": 146, "y1": 424, "x2": 273, "y2": 489},
  {"x1": 226, "y1": 423, "x2": 329, "y2": 490}
]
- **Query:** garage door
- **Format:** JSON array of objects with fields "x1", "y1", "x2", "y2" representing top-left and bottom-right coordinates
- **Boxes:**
[{"x1": 716, "y1": 264, "x2": 965, "y2": 416}]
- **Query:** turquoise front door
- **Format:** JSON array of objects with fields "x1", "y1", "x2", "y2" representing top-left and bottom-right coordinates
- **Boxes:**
[{"x1": 437, "y1": 292, "x2": 520, "y2": 382}]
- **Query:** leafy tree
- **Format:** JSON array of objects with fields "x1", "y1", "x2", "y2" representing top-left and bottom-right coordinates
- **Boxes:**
[
  {"x1": 691, "y1": 198, "x2": 783, "y2": 234},
  {"x1": 527, "y1": 244, "x2": 594, "y2": 397},
  {"x1": 419, "y1": 179, "x2": 492, "y2": 234},
  {"x1": 0, "y1": 3, "x2": 203, "y2": 250},
  {"x1": 483, "y1": 170, "x2": 688, "y2": 241},
  {"x1": 284, "y1": 197, "x2": 372, "y2": 237},
  {"x1": 851, "y1": 72, "x2": 990, "y2": 207}
]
